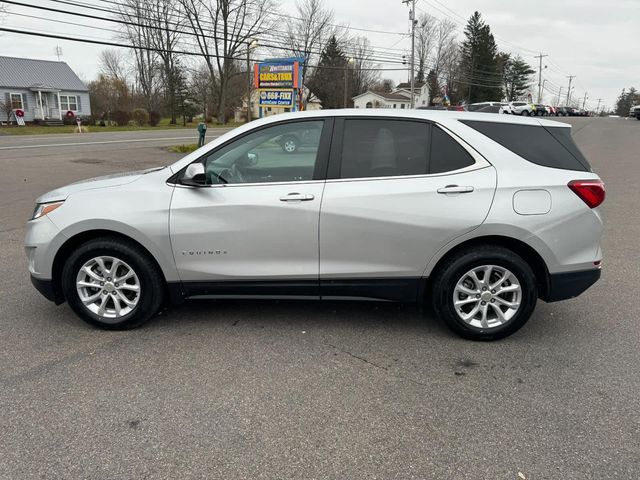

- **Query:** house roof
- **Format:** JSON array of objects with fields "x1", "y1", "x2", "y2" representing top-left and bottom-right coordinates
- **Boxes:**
[
  {"x1": 352, "y1": 90, "x2": 411, "y2": 102},
  {"x1": 396, "y1": 81, "x2": 425, "y2": 90},
  {"x1": 0, "y1": 56, "x2": 88, "y2": 91}
]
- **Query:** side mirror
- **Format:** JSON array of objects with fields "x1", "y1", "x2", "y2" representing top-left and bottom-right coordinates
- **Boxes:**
[{"x1": 181, "y1": 163, "x2": 206, "y2": 186}]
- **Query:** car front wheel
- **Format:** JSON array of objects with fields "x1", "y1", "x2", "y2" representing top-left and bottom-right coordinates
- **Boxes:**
[
  {"x1": 61, "y1": 237, "x2": 164, "y2": 330},
  {"x1": 521, "y1": 110, "x2": 529, "y2": 116},
  {"x1": 431, "y1": 246, "x2": 537, "y2": 340}
]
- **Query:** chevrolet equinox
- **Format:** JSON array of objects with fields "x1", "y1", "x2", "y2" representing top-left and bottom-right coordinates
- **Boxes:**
[{"x1": 25, "y1": 110, "x2": 605, "y2": 340}]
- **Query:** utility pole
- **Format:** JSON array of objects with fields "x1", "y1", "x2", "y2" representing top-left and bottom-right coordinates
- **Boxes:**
[
  {"x1": 582, "y1": 92, "x2": 588, "y2": 110},
  {"x1": 566, "y1": 75, "x2": 576, "y2": 104},
  {"x1": 557, "y1": 86, "x2": 563, "y2": 106},
  {"x1": 596, "y1": 98, "x2": 602, "y2": 113},
  {"x1": 403, "y1": 0, "x2": 417, "y2": 108},
  {"x1": 246, "y1": 40, "x2": 258, "y2": 122},
  {"x1": 54, "y1": 46, "x2": 62, "y2": 61},
  {"x1": 535, "y1": 53, "x2": 548, "y2": 103}
]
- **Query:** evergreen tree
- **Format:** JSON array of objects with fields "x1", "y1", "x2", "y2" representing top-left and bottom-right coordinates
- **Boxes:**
[
  {"x1": 307, "y1": 36, "x2": 347, "y2": 109},
  {"x1": 460, "y1": 11, "x2": 501, "y2": 103},
  {"x1": 426, "y1": 69, "x2": 439, "y2": 105},
  {"x1": 615, "y1": 87, "x2": 639, "y2": 116},
  {"x1": 502, "y1": 55, "x2": 535, "y2": 101}
]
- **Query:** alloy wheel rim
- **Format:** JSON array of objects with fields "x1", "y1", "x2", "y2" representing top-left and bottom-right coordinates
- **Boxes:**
[
  {"x1": 284, "y1": 140, "x2": 296, "y2": 152},
  {"x1": 76, "y1": 256, "x2": 141, "y2": 321},
  {"x1": 452, "y1": 265, "x2": 522, "y2": 329}
]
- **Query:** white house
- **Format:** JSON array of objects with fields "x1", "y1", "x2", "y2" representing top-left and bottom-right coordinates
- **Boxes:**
[
  {"x1": 352, "y1": 81, "x2": 430, "y2": 109},
  {"x1": 0, "y1": 56, "x2": 90, "y2": 124}
]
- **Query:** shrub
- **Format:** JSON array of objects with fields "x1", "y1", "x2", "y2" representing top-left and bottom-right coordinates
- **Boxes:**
[
  {"x1": 112, "y1": 110, "x2": 131, "y2": 126},
  {"x1": 132, "y1": 108, "x2": 149, "y2": 126},
  {"x1": 148, "y1": 110, "x2": 161, "y2": 126}
]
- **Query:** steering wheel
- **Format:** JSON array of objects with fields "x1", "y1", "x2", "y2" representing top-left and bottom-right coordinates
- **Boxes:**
[{"x1": 230, "y1": 163, "x2": 246, "y2": 183}]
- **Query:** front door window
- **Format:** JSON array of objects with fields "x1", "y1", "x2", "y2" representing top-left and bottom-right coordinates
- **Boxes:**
[{"x1": 203, "y1": 120, "x2": 325, "y2": 185}]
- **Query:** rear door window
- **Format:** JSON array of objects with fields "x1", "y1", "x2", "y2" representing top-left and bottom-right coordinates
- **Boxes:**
[
  {"x1": 460, "y1": 120, "x2": 591, "y2": 171},
  {"x1": 339, "y1": 119, "x2": 430, "y2": 178}
]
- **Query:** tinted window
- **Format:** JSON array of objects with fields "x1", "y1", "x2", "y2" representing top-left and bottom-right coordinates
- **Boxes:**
[
  {"x1": 461, "y1": 120, "x2": 589, "y2": 172},
  {"x1": 429, "y1": 126, "x2": 475, "y2": 173},
  {"x1": 340, "y1": 119, "x2": 429, "y2": 178},
  {"x1": 204, "y1": 120, "x2": 324, "y2": 184}
]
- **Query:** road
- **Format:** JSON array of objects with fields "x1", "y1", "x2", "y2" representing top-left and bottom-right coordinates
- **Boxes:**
[{"x1": 1, "y1": 118, "x2": 639, "y2": 479}]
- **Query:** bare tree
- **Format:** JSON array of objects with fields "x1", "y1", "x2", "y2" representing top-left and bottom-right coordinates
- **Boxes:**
[
  {"x1": 99, "y1": 49, "x2": 128, "y2": 82},
  {"x1": 146, "y1": 0, "x2": 185, "y2": 124},
  {"x1": 432, "y1": 18, "x2": 457, "y2": 79},
  {"x1": 415, "y1": 12, "x2": 437, "y2": 83},
  {"x1": 439, "y1": 40, "x2": 461, "y2": 102},
  {"x1": 190, "y1": 63, "x2": 216, "y2": 120},
  {"x1": 180, "y1": 0, "x2": 275, "y2": 124},
  {"x1": 117, "y1": 0, "x2": 162, "y2": 112},
  {"x1": 284, "y1": 0, "x2": 336, "y2": 107},
  {"x1": 348, "y1": 36, "x2": 380, "y2": 96}
]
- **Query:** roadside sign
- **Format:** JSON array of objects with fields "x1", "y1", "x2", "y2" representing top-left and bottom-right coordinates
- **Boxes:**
[{"x1": 258, "y1": 89, "x2": 294, "y2": 108}]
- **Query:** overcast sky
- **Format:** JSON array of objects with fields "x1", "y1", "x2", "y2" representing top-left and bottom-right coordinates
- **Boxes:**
[{"x1": 1, "y1": 0, "x2": 638, "y2": 110}]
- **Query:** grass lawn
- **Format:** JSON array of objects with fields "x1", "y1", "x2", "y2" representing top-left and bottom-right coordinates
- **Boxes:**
[
  {"x1": 167, "y1": 144, "x2": 199, "y2": 153},
  {"x1": 0, "y1": 118, "x2": 242, "y2": 136}
]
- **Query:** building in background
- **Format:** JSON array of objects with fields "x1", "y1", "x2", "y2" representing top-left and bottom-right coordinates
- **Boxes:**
[
  {"x1": 0, "y1": 56, "x2": 91, "y2": 125},
  {"x1": 353, "y1": 82, "x2": 429, "y2": 109}
]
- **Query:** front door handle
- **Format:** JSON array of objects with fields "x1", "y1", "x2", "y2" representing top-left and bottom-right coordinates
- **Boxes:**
[
  {"x1": 279, "y1": 193, "x2": 315, "y2": 202},
  {"x1": 437, "y1": 185, "x2": 475, "y2": 194}
]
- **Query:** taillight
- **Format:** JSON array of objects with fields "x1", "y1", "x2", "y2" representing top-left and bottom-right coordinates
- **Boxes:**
[{"x1": 568, "y1": 179, "x2": 605, "y2": 208}]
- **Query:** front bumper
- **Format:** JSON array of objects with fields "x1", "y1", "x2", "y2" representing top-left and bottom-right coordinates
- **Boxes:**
[
  {"x1": 30, "y1": 274, "x2": 64, "y2": 304},
  {"x1": 542, "y1": 269, "x2": 601, "y2": 302}
]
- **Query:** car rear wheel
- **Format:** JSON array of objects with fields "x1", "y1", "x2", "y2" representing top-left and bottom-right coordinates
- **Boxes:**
[
  {"x1": 521, "y1": 110, "x2": 529, "y2": 116},
  {"x1": 61, "y1": 237, "x2": 164, "y2": 330},
  {"x1": 431, "y1": 246, "x2": 537, "y2": 340}
]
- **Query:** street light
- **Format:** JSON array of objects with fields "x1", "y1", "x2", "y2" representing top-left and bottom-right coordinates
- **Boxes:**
[
  {"x1": 246, "y1": 39, "x2": 259, "y2": 122},
  {"x1": 343, "y1": 57, "x2": 354, "y2": 108}
]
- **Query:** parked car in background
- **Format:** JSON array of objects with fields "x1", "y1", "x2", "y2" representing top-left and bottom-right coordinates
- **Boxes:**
[
  {"x1": 509, "y1": 101, "x2": 535, "y2": 116},
  {"x1": 500, "y1": 103, "x2": 513, "y2": 114},
  {"x1": 629, "y1": 105, "x2": 640, "y2": 119},
  {"x1": 532, "y1": 104, "x2": 546, "y2": 116},
  {"x1": 26, "y1": 109, "x2": 604, "y2": 341},
  {"x1": 467, "y1": 102, "x2": 503, "y2": 112}
]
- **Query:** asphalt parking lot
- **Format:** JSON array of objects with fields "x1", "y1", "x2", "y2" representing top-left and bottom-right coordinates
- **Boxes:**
[{"x1": 1, "y1": 118, "x2": 639, "y2": 479}]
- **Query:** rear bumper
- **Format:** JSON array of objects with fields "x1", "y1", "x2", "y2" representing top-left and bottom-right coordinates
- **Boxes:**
[
  {"x1": 30, "y1": 275, "x2": 64, "y2": 304},
  {"x1": 542, "y1": 269, "x2": 601, "y2": 302}
]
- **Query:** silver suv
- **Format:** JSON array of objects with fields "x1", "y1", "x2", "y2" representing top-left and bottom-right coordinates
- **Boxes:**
[{"x1": 25, "y1": 110, "x2": 605, "y2": 340}]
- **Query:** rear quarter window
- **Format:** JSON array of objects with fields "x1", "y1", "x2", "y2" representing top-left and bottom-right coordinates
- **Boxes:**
[{"x1": 460, "y1": 120, "x2": 591, "y2": 172}]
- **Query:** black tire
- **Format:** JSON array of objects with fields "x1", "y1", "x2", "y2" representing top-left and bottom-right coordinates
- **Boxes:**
[
  {"x1": 61, "y1": 237, "x2": 164, "y2": 330},
  {"x1": 431, "y1": 245, "x2": 538, "y2": 341},
  {"x1": 280, "y1": 135, "x2": 299, "y2": 153},
  {"x1": 521, "y1": 110, "x2": 529, "y2": 116}
]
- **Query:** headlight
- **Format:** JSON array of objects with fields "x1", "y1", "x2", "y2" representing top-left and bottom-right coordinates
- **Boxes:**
[{"x1": 32, "y1": 201, "x2": 64, "y2": 220}]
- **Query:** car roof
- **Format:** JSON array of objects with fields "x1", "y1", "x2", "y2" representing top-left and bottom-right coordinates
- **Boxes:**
[{"x1": 249, "y1": 108, "x2": 570, "y2": 128}]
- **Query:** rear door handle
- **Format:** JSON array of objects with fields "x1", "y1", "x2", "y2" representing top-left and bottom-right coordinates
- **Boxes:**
[
  {"x1": 437, "y1": 185, "x2": 475, "y2": 194},
  {"x1": 279, "y1": 193, "x2": 315, "y2": 202}
]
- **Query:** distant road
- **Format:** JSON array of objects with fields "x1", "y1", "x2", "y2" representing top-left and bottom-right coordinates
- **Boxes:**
[{"x1": 0, "y1": 127, "x2": 234, "y2": 151}]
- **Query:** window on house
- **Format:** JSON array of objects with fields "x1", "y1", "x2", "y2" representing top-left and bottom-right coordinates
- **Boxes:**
[
  {"x1": 60, "y1": 95, "x2": 78, "y2": 111},
  {"x1": 365, "y1": 102, "x2": 372, "y2": 108},
  {"x1": 10, "y1": 93, "x2": 23, "y2": 110},
  {"x1": 401, "y1": 104, "x2": 406, "y2": 109},
  {"x1": 393, "y1": 104, "x2": 397, "y2": 108}
]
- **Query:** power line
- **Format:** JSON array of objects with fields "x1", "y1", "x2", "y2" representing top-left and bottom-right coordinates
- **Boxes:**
[
  {"x1": 0, "y1": 25, "x2": 411, "y2": 72},
  {"x1": 3, "y1": 0, "x2": 408, "y2": 66}
]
